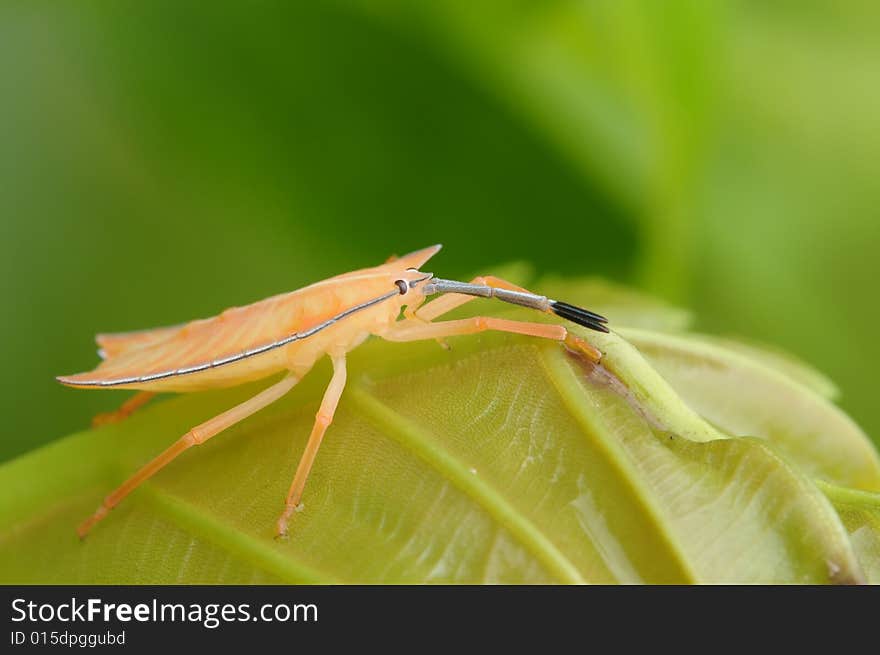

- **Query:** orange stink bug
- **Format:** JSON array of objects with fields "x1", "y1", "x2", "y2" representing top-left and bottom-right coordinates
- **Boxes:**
[{"x1": 58, "y1": 245, "x2": 608, "y2": 538}]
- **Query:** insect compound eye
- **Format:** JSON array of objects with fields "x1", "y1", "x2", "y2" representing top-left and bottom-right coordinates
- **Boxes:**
[{"x1": 395, "y1": 279, "x2": 409, "y2": 295}]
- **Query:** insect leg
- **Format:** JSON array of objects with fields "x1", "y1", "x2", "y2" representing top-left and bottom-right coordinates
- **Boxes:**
[
  {"x1": 91, "y1": 391, "x2": 157, "y2": 427},
  {"x1": 414, "y1": 275, "x2": 531, "y2": 321},
  {"x1": 406, "y1": 276, "x2": 534, "y2": 349},
  {"x1": 77, "y1": 373, "x2": 300, "y2": 538},
  {"x1": 276, "y1": 354, "x2": 347, "y2": 538},
  {"x1": 381, "y1": 316, "x2": 602, "y2": 362}
]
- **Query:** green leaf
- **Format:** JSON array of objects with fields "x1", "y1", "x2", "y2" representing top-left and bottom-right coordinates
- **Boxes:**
[
  {"x1": 621, "y1": 327, "x2": 880, "y2": 490},
  {"x1": 1, "y1": 280, "x2": 877, "y2": 583},
  {"x1": 817, "y1": 482, "x2": 880, "y2": 585}
]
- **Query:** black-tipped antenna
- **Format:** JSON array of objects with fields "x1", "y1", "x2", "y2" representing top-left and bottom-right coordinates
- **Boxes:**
[
  {"x1": 549, "y1": 300, "x2": 609, "y2": 333},
  {"x1": 422, "y1": 279, "x2": 609, "y2": 333}
]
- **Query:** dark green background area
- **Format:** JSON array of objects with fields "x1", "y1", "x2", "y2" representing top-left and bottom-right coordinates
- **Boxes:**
[{"x1": 2, "y1": 1, "x2": 878, "y2": 461}]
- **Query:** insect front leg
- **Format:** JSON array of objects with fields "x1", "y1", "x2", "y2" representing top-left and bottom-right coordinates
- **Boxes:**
[
  {"x1": 77, "y1": 373, "x2": 300, "y2": 538},
  {"x1": 380, "y1": 316, "x2": 602, "y2": 362},
  {"x1": 92, "y1": 391, "x2": 156, "y2": 427},
  {"x1": 414, "y1": 275, "x2": 533, "y2": 322},
  {"x1": 404, "y1": 275, "x2": 534, "y2": 350}
]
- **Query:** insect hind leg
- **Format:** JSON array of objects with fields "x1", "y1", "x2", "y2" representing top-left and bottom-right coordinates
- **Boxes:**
[
  {"x1": 77, "y1": 373, "x2": 299, "y2": 538},
  {"x1": 92, "y1": 391, "x2": 156, "y2": 427}
]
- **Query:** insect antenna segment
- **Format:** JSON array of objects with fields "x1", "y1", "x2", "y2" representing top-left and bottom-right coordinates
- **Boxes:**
[{"x1": 422, "y1": 278, "x2": 610, "y2": 333}]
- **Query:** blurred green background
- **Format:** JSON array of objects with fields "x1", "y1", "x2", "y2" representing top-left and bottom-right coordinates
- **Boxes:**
[{"x1": 2, "y1": 0, "x2": 878, "y2": 462}]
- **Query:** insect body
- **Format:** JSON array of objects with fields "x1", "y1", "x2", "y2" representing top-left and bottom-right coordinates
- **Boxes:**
[{"x1": 58, "y1": 245, "x2": 608, "y2": 538}]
